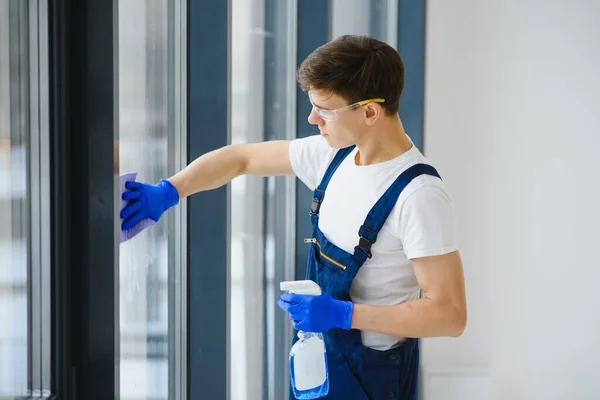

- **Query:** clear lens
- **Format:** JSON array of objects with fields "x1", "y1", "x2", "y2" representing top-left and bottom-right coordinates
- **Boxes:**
[{"x1": 316, "y1": 109, "x2": 338, "y2": 121}]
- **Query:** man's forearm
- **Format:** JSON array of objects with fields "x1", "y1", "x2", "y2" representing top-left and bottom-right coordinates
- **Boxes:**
[
  {"x1": 351, "y1": 297, "x2": 466, "y2": 338},
  {"x1": 167, "y1": 145, "x2": 246, "y2": 198}
]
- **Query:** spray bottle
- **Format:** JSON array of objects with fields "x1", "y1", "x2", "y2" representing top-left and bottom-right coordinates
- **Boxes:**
[{"x1": 280, "y1": 280, "x2": 329, "y2": 399}]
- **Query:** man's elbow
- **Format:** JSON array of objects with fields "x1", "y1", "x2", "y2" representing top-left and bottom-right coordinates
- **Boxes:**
[{"x1": 448, "y1": 304, "x2": 467, "y2": 337}]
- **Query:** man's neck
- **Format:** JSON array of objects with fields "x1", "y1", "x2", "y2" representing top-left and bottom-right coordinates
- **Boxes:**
[{"x1": 354, "y1": 117, "x2": 413, "y2": 166}]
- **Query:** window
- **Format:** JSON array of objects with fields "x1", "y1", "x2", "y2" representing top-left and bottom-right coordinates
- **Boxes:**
[
  {"x1": 230, "y1": 0, "x2": 268, "y2": 397},
  {"x1": 117, "y1": 1, "x2": 186, "y2": 399},
  {"x1": 330, "y1": 0, "x2": 398, "y2": 43},
  {"x1": 0, "y1": 0, "x2": 51, "y2": 398},
  {"x1": 230, "y1": 0, "x2": 297, "y2": 399}
]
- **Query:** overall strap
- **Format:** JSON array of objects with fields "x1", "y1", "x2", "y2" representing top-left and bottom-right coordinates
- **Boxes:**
[
  {"x1": 353, "y1": 163, "x2": 442, "y2": 264},
  {"x1": 310, "y1": 145, "x2": 356, "y2": 220}
]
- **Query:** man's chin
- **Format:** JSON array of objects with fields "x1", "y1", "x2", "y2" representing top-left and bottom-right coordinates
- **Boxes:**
[{"x1": 323, "y1": 135, "x2": 352, "y2": 150}]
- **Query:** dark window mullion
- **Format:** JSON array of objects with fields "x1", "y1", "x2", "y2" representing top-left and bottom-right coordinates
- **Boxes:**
[
  {"x1": 49, "y1": 1, "x2": 117, "y2": 399},
  {"x1": 187, "y1": 0, "x2": 229, "y2": 399},
  {"x1": 397, "y1": 0, "x2": 426, "y2": 151}
]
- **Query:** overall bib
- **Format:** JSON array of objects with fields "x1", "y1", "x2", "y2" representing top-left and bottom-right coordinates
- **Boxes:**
[{"x1": 290, "y1": 145, "x2": 441, "y2": 400}]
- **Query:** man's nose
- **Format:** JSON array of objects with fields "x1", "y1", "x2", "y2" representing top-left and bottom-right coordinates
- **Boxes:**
[{"x1": 307, "y1": 109, "x2": 324, "y2": 126}]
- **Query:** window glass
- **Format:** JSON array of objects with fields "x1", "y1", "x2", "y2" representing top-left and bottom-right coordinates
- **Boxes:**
[
  {"x1": 0, "y1": 1, "x2": 29, "y2": 396},
  {"x1": 231, "y1": 0, "x2": 266, "y2": 398},
  {"x1": 118, "y1": 1, "x2": 185, "y2": 399},
  {"x1": 230, "y1": 0, "x2": 297, "y2": 399},
  {"x1": 330, "y1": 0, "x2": 397, "y2": 45}
]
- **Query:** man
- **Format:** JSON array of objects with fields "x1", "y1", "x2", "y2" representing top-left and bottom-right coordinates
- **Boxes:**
[{"x1": 121, "y1": 34, "x2": 466, "y2": 399}]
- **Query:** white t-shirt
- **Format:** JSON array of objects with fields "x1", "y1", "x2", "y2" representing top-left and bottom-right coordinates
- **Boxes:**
[{"x1": 289, "y1": 134, "x2": 459, "y2": 350}]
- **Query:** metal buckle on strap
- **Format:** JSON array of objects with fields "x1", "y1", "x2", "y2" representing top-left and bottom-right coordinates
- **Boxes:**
[
  {"x1": 356, "y1": 225, "x2": 377, "y2": 259},
  {"x1": 357, "y1": 236, "x2": 373, "y2": 258},
  {"x1": 310, "y1": 190, "x2": 325, "y2": 216},
  {"x1": 310, "y1": 196, "x2": 322, "y2": 216}
]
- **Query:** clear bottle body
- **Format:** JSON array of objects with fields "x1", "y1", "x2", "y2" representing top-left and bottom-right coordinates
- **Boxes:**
[{"x1": 289, "y1": 331, "x2": 329, "y2": 399}]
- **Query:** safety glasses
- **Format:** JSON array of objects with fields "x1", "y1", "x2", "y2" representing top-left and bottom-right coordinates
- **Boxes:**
[{"x1": 308, "y1": 93, "x2": 385, "y2": 121}]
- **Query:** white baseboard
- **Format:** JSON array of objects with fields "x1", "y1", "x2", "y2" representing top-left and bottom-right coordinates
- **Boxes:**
[{"x1": 419, "y1": 367, "x2": 490, "y2": 400}]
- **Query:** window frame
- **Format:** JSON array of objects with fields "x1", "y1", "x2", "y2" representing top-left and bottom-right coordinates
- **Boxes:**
[
  {"x1": 397, "y1": 0, "x2": 427, "y2": 151},
  {"x1": 186, "y1": 0, "x2": 230, "y2": 399},
  {"x1": 28, "y1": 0, "x2": 52, "y2": 396},
  {"x1": 169, "y1": 2, "x2": 188, "y2": 399},
  {"x1": 49, "y1": 0, "x2": 118, "y2": 399}
]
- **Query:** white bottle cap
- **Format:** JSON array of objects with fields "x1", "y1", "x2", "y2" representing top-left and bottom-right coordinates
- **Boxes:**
[{"x1": 280, "y1": 280, "x2": 321, "y2": 295}]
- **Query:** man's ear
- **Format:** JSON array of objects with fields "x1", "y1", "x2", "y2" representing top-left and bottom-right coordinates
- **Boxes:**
[{"x1": 363, "y1": 104, "x2": 382, "y2": 126}]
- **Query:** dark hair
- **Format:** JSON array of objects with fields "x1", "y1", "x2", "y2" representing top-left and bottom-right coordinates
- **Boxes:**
[{"x1": 297, "y1": 34, "x2": 405, "y2": 116}]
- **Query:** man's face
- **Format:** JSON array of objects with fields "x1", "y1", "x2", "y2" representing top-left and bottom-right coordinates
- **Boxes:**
[{"x1": 307, "y1": 90, "x2": 365, "y2": 149}]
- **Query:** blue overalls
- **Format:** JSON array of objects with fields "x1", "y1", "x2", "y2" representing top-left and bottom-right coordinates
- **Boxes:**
[{"x1": 290, "y1": 145, "x2": 441, "y2": 400}]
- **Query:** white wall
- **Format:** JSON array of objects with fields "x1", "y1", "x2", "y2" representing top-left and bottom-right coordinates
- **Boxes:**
[{"x1": 422, "y1": 1, "x2": 600, "y2": 399}]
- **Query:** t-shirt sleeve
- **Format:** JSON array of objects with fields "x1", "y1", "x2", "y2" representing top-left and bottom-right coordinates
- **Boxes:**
[
  {"x1": 399, "y1": 183, "x2": 459, "y2": 259},
  {"x1": 288, "y1": 134, "x2": 336, "y2": 191}
]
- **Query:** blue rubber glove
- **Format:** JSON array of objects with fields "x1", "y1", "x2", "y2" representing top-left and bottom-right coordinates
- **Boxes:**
[
  {"x1": 120, "y1": 179, "x2": 180, "y2": 230},
  {"x1": 277, "y1": 292, "x2": 353, "y2": 332}
]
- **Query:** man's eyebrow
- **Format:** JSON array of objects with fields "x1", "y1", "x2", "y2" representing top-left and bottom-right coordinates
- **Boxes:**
[
  {"x1": 311, "y1": 99, "x2": 331, "y2": 110},
  {"x1": 308, "y1": 92, "x2": 333, "y2": 110}
]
